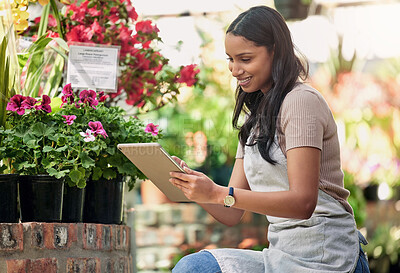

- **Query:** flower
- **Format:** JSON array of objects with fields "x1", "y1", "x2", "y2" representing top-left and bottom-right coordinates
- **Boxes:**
[
  {"x1": 80, "y1": 129, "x2": 95, "y2": 142},
  {"x1": 23, "y1": 0, "x2": 201, "y2": 111},
  {"x1": 62, "y1": 115, "x2": 76, "y2": 125},
  {"x1": 177, "y1": 64, "x2": 200, "y2": 87},
  {"x1": 78, "y1": 89, "x2": 98, "y2": 109},
  {"x1": 1, "y1": 85, "x2": 163, "y2": 190},
  {"x1": 35, "y1": 95, "x2": 52, "y2": 113},
  {"x1": 145, "y1": 123, "x2": 159, "y2": 136},
  {"x1": 21, "y1": 96, "x2": 38, "y2": 110},
  {"x1": 88, "y1": 121, "x2": 108, "y2": 138},
  {"x1": 61, "y1": 83, "x2": 74, "y2": 106},
  {"x1": 6, "y1": 94, "x2": 26, "y2": 115}
]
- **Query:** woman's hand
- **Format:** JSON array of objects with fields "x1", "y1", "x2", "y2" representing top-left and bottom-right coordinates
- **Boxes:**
[
  {"x1": 169, "y1": 167, "x2": 222, "y2": 204},
  {"x1": 171, "y1": 156, "x2": 188, "y2": 169}
]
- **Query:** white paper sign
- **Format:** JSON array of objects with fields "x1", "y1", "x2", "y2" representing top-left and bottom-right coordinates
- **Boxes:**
[{"x1": 67, "y1": 45, "x2": 120, "y2": 92}]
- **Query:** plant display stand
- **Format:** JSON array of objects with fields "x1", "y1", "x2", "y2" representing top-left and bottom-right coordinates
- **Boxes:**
[{"x1": 0, "y1": 222, "x2": 133, "y2": 273}]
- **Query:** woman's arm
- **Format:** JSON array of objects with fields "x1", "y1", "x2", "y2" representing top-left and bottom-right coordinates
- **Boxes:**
[
  {"x1": 170, "y1": 146, "x2": 320, "y2": 220},
  {"x1": 171, "y1": 156, "x2": 250, "y2": 227},
  {"x1": 198, "y1": 159, "x2": 250, "y2": 227}
]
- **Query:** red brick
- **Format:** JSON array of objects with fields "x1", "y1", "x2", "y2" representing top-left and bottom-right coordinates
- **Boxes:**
[
  {"x1": 99, "y1": 225, "x2": 112, "y2": 251},
  {"x1": 67, "y1": 258, "x2": 100, "y2": 273},
  {"x1": 6, "y1": 259, "x2": 29, "y2": 273},
  {"x1": 30, "y1": 258, "x2": 58, "y2": 273},
  {"x1": 0, "y1": 223, "x2": 23, "y2": 251},
  {"x1": 83, "y1": 224, "x2": 100, "y2": 250},
  {"x1": 114, "y1": 225, "x2": 130, "y2": 250},
  {"x1": 31, "y1": 223, "x2": 44, "y2": 249}
]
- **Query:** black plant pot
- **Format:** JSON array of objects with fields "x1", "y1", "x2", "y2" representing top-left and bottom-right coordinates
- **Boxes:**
[
  {"x1": 62, "y1": 185, "x2": 85, "y2": 223},
  {"x1": 83, "y1": 175, "x2": 125, "y2": 224},
  {"x1": 0, "y1": 174, "x2": 19, "y2": 223},
  {"x1": 19, "y1": 175, "x2": 64, "y2": 222}
]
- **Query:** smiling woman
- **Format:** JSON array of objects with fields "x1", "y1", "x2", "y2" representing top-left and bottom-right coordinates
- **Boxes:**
[{"x1": 170, "y1": 5, "x2": 370, "y2": 273}]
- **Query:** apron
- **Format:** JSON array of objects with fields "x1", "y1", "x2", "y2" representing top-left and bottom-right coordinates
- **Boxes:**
[{"x1": 205, "y1": 138, "x2": 359, "y2": 273}]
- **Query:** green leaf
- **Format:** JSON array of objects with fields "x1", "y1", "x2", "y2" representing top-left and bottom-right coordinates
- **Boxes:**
[
  {"x1": 55, "y1": 146, "x2": 68, "y2": 152},
  {"x1": 56, "y1": 136, "x2": 67, "y2": 146},
  {"x1": 38, "y1": 3, "x2": 50, "y2": 38},
  {"x1": 80, "y1": 152, "x2": 95, "y2": 168},
  {"x1": 43, "y1": 146, "x2": 53, "y2": 152},
  {"x1": 76, "y1": 178, "x2": 86, "y2": 188},
  {"x1": 32, "y1": 122, "x2": 51, "y2": 136},
  {"x1": 103, "y1": 169, "x2": 117, "y2": 180},
  {"x1": 69, "y1": 169, "x2": 84, "y2": 183},
  {"x1": 92, "y1": 167, "x2": 103, "y2": 180},
  {"x1": 50, "y1": 0, "x2": 65, "y2": 39}
]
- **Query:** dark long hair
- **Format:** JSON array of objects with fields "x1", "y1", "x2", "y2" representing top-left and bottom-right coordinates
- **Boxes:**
[{"x1": 229, "y1": 6, "x2": 309, "y2": 164}]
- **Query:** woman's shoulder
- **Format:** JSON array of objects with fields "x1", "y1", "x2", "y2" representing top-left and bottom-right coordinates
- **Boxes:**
[{"x1": 282, "y1": 83, "x2": 330, "y2": 112}]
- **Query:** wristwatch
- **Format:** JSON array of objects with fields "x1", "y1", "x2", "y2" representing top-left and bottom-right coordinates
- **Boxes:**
[{"x1": 224, "y1": 187, "x2": 235, "y2": 207}]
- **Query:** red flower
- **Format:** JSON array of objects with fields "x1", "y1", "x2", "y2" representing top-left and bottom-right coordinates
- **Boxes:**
[
  {"x1": 135, "y1": 20, "x2": 159, "y2": 34},
  {"x1": 123, "y1": 0, "x2": 138, "y2": 21},
  {"x1": 109, "y1": 6, "x2": 120, "y2": 23},
  {"x1": 79, "y1": 89, "x2": 98, "y2": 109},
  {"x1": 98, "y1": 91, "x2": 109, "y2": 102},
  {"x1": 88, "y1": 6, "x2": 101, "y2": 17},
  {"x1": 66, "y1": 25, "x2": 94, "y2": 43},
  {"x1": 177, "y1": 64, "x2": 200, "y2": 86}
]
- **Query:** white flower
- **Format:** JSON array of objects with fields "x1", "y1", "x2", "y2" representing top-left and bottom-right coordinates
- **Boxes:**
[{"x1": 80, "y1": 129, "x2": 95, "y2": 142}]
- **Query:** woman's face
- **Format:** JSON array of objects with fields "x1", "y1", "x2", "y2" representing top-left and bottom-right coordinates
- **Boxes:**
[{"x1": 225, "y1": 33, "x2": 273, "y2": 94}]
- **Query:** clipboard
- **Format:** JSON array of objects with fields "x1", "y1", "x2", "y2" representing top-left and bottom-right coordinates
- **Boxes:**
[{"x1": 117, "y1": 143, "x2": 190, "y2": 202}]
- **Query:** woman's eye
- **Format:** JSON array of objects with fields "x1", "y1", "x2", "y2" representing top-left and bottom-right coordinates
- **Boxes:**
[
  {"x1": 241, "y1": 58, "x2": 250, "y2": 62},
  {"x1": 226, "y1": 57, "x2": 233, "y2": 62}
]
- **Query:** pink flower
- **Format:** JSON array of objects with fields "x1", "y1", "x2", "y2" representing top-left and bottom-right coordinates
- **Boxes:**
[
  {"x1": 79, "y1": 90, "x2": 98, "y2": 109},
  {"x1": 62, "y1": 115, "x2": 77, "y2": 125},
  {"x1": 145, "y1": 123, "x2": 159, "y2": 136},
  {"x1": 61, "y1": 83, "x2": 74, "y2": 106},
  {"x1": 176, "y1": 64, "x2": 200, "y2": 87},
  {"x1": 80, "y1": 129, "x2": 95, "y2": 142},
  {"x1": 88, "y1": 121, "x2": 108, "y2": 138},
  {"x1": 35, "y1": 95, "x2": 52, "y2": 113},
  {"x1": 21, "y1": 97, "x2": 38, "y2": 110},
  {"x1": 6, "y1": 94, "x2": 27, "y2": 115}
]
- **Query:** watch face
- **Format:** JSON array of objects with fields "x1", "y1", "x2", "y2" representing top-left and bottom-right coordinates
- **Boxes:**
[{"x1": 224, "y1": 195, "x2": 235, "y2": 207}]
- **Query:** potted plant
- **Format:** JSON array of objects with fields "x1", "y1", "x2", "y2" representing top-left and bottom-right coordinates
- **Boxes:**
[
  {"x1": 57, "y1": 83, "x2": 163, "y2": 224},
  {"x1": 0, "y1": 93, "x2": 69, "y2": 222}
]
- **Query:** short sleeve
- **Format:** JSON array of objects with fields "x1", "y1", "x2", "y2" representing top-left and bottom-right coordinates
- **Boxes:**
[
  {"x1": 235, "y1": 140, "x2": 244, "y2": 159},
  {"x1": 279, "y1": 90, "x2": 327, "y2": 152}
]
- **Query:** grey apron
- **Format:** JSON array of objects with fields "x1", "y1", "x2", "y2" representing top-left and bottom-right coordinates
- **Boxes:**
[{"x1": 205, "y1": 139, "x2": 359, "y2": 272}]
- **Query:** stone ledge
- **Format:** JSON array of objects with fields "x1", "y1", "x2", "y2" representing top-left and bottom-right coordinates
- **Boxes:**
[{"x1": 0, "y1": 223, "x2": 132, "y2": 273}]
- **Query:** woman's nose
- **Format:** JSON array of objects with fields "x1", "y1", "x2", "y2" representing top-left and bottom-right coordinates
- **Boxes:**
[{"x1": 229, "y1": 62, "x2": 243, "y2": 77}]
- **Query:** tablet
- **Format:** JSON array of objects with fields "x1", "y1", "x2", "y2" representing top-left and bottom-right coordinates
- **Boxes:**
[{"x1": 117, "y1": 143, "x2": 190, "y2": 202}]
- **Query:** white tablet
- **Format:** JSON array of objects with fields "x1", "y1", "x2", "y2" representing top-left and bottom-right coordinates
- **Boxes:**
[{"x1": 117, "y1": 143, "x2": 190, "y2": 202}]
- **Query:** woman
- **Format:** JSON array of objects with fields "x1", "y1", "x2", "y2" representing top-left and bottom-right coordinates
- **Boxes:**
[{"x1": 170, "y1": 5, "x2": 370, "y2": 273}]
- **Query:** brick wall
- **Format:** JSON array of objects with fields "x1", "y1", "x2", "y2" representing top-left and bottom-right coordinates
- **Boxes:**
[
  {"x1": 0, "y1": 223, "x2": 132, "y2": 273},
  {"x1": 134, "y1": 203, "x2": 268, "y2": 272}
]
